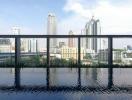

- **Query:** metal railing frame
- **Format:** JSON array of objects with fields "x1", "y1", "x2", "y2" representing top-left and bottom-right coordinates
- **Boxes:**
[
  {"x1": 0, "y1": 34, "x2": 132, "y2": 89},
  {"x1": 1, "y1": 34, "x2": 132, "y2": 66}
]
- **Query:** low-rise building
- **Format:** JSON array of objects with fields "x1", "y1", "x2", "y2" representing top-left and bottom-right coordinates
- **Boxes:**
[
  {"x1": 61, "y1": 46, "x2": 85, "y2": 60},
  {"x1": 0, "y1": 39, "x2": 11, "y2": 52},
  {"x1": 98, "y1": 49, "x2": 122, "y2": 63},
  {"x1": 59, "y1": 42, "x2": 66, "y2": 48}
]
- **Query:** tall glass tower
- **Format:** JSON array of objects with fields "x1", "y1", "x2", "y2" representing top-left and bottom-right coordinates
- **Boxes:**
[
  {"x1": 47, "y1": 13, "x2": 57, "y2": 53},
  {"x1": 85, "y1": 17, "x2": 100, "y2": 53}
]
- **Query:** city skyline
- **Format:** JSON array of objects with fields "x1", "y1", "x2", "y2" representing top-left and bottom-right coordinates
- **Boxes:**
[
  {"x1": 0, "y1": 1, "x2": 132, "y2": 99},
  {"x1": 0, "y1": 0, "x2": 132, "y2": 35}
]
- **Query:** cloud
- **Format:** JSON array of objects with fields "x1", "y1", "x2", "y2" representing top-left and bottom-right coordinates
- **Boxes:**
[
  {"x1": 60, "y1": 0, "x2": 132, "y2": 34},
  {"x1": 58, "y1": 15, "x2": 87, "y2": 35},
  {"x1": 64, "y1": 0, "x2": 92, "y2": 18}
]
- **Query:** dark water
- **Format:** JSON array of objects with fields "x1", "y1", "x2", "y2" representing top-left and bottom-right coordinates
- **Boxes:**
[{"x1": 0, "y1": 68, "x2": 132, "y2": 100}]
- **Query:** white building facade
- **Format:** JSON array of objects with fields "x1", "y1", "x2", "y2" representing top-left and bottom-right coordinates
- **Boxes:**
[
  {"x1": 84, "y1": 17, "x2": 100, "y2": 53},
  {"x1": 47, "y1": 13, "x2": 57, "y2": 53}
]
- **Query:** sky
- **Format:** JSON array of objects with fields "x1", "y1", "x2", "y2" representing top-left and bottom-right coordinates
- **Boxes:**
[{"x1": 0, "y1": 0, "x2": 132, "y2": 35}]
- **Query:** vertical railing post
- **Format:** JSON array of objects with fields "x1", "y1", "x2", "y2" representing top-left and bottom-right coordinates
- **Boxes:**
[
  {"x1": 108, "y1": 37, "x2": 113, "y2": 89},
  {"x1": 15, "y1": 37, "x2": 21, "y2": 88},
  {"x1": 46, "y1": 37, "x2": 50, "y2": 89},
  {"x1": 15, "y1": 37, "x2": 20, "y2": 66},
  {"x1": 78, "y1": 37, "x2": 81, "y2": 88}
]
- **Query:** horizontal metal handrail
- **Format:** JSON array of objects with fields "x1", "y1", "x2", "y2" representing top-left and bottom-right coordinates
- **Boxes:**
[{"x1": 0, "y1": 35, "x2": 132, "y2": 38}]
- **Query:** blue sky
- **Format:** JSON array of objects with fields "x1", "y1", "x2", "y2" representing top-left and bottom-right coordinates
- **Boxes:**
[
  {"x1": 0, "y1": 0, "x2": 132, "y2": 35},
  {"x1": 0, "y1": 0, "x2": 67, "y2": 34}
]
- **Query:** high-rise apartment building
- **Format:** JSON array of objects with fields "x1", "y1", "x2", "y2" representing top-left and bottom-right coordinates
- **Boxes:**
[
  {"x1": 68, "y1": 30, "x2": 75, "y2": 47},
  {"x1": 85, "y1": 17, "x2": 100, "y2": 53},
  {"x1": 27, "y1": 39, "x2": 38, "y2": 52},
  {"x1": 47, "y1": 13, "x2": 57, "y2": 52},
  {"x1": 81, "y1": 29, "x2": 85, "y2": 48}
]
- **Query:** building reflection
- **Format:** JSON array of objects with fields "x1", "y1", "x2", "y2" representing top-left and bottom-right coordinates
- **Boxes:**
[
  {"x1": 8, "y1": 67, "x2": 113, "y2": 89},
  {"x1": 49, "y1": 68, "x2": 57, "y2": 86}
]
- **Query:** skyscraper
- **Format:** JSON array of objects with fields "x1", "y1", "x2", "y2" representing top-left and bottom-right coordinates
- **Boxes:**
[
  {"x1": 47, "y1": 13, "x2": 57, "y2": 52},
  {"x1": 85, "y1": 17, "x2": 100, "y2": 53},
  {"x1": 81, "y1": 29, "x2": 85, "y2": 48},
  {"x1": 68, "y1": 30, "x2": 75, "y2": 47}
]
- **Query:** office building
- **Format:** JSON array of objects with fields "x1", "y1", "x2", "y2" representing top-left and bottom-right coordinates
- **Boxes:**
[
  {"x1": 47, "y1": 13, "x2": 57, "y2": 52},
  {"x1": 59, "y1": 42, "x2": 66, "y2": 48},
  {"x1": 0, "y1": 39, "x2": 11, "y2": 52},
  {"x1": 85, "y1": 16, "x2": 100, "y2": 53},
  {"x1": 61, "y1": 46, "x2": 85, "y2": 60},
  {"x1": 81, "y1": 29, "x2": 85, "y2": 48},
  {"x1": 98, "y1": 49, "x2": 122, "y2": 63},
  {"x1": 68, "y1": 30, "x2": 75, "y2": 47}
]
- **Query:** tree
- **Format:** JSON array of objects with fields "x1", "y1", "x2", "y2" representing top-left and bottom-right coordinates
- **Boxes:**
[{"x1": 83, "y1": 53, "x2": 92, "y2": 59}]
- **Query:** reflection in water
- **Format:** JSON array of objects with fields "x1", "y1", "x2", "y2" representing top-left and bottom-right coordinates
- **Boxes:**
[
  {"x1": 15, "y1": 68, "x2": 20, "y2": 88},
  {"x1": 91, "y1": 68, "x2": 97, "y2": 81},
  {"x1": 2, "y1": 68, "x2": 132, "y2": 89},
  {"x1": 49, "y1": 68, "x2": 78, "y2": 86},
  {"x1": 10, "y1": 68, "x2": 15, "y2": 74},
  {"x1": 49, "y1": 68, "x2": 57, "y2": 86},
  {"x1": 0, "y1": 68, "x2": 132, "y2": 100},
  {"x1": 13, "y1": 68, "x2": 109, "y2": 88},
  {"x1": 82, "y1": 68, "x2": 99, "y2": 87},
  {"x1": 0, "y1": 68, "x2": 110, "y2": 88},
  {"x1": 21, "y1": 68, "x2": 46, "y2": 86}
]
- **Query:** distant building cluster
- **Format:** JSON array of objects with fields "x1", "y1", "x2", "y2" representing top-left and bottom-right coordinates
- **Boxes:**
[
  {"x1": 0, "y1": 39, "x2": 11, "y2": 52},
  {"x1": 46, "y1": 14, "x2": 102, "y2": 61},
  {"x1": 0, "y1": 14, "x2": 102, "y2": 63},
  {"x1": 1, "y1": 13, "x2": 131, "y2": 65}
]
